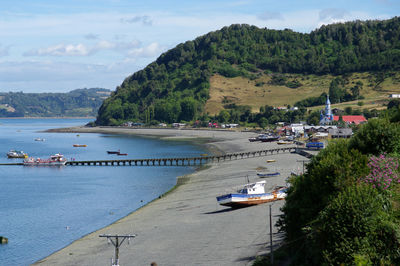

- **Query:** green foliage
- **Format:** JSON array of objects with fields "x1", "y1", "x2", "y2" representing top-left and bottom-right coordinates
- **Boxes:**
[
  {"x1": 0, "y1": 88, "x2": 109, "y2": 117},
  {"x1": 349, "y1": 118, "x2": 400, "y2": 155},
  {"x1": 280, "y1": 140, "x2": 369, "y2": 240},
  {"x1": 315, "y1": 185, "x2": 400, "y2": 265},
  {"x1": 280, "y1": 118, "x2": 400, "y2": 265}
]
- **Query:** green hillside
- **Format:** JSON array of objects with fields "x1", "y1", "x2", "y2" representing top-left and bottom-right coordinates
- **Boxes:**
[
  {"x1": 0, "y1": 88, "x2": 111, "y2": 117},
  {"x1": 96, "y1": 17, "x2": 400, "y2": 125}
]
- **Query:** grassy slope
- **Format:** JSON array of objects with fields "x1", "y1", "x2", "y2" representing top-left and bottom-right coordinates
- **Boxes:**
[{"x1": 205, "y1": 71, "x2": 400, "y2": 115}]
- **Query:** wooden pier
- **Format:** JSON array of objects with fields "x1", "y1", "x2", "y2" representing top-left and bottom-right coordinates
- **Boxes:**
[
  {"x1": 0, "y1": 146, "x2": 298, "y2": 167},
  {"x1": 66, "y1": 146, "x2": 297, "y2": 166}
]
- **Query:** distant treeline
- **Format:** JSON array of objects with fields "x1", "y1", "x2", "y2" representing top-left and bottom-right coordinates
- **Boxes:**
[
  {"x1": 0, "y1": 88, "x2": 110, "y2": 117},
  {"x1": 96, "y1": 17, "x2": 400, "y2": 125}
]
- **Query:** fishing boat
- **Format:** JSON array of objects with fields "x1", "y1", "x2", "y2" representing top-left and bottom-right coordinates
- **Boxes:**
[
  {"x1": 7, "y1": 150, "x2": 28, "y2": 158},
  {"x1": 259, "y1": 134, "x2": 280, "y2": 142},
  {"x1": 23, "y1": 154, "x2": 67, "y2": 166},
  {"x1": 216, "y1": 180, "x2": 287, "y2": 208},
  {"x1": 257, "y1": 172, "x2": 280, "y2": 177},
  {"x1": 107, "y1": 150, "x2": 120, "y2": 154},
  {"x1": 73, "y1": 144, "x2": 87, "y2": 147},
  {"x1": 277, "y1": 140, "x2": 293, "y2": 145}
]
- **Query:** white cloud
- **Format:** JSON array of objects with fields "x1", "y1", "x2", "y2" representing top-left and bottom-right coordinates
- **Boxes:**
[
  {"x1": 128, "y1": 42, "x2": 165, "y2": 58},
  {"x1": 24, "y1": 43, "x2": 91, "y2": 56},
  {"x1": 23, "y1": 40, "x2": 143, "y2": 57}
]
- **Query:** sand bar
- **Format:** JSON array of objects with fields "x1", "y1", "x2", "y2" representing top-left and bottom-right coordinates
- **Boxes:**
[{"x1": 35, "y1": 127, "x2": 307, "y2": 266}]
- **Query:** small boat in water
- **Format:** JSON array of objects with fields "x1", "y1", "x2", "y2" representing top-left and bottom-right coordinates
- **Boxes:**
[
  {"x1": 266, "y1": 159, "x2": 276, "y2": 163},
  {"x1": 257, "y1": 172, "x2": 280, "y2": 177},
  {"x1": 107, "y1": 150, "x2": 120, "y2": 154},
  {"x1": 117, "y1": 152, "x2": 128, "y2": 156},
  {"x1": 7, "y1": 150, "x2": 28, "y2": 158},
  {"x1": 23, "y1": 154, "x2": 67, "y2": 166},
  {"x1": 73, "y1": 144, "x2": 87, "y2": 147},
  {"x1": 34, "y1": 138, "x2": 45, "y2": 141},
  {"x1": 216, "y1": 180, "x2": 287, "y2": 208}
]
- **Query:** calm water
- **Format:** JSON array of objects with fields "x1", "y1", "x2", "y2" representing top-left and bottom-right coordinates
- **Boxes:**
[{"x1": 0, "y1": 119, "x2": 207, "y2": 265}]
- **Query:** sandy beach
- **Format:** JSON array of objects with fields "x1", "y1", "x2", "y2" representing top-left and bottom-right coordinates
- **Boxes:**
[{"x1": 34, "y1": 127, "x2": 308, "y2": 266}]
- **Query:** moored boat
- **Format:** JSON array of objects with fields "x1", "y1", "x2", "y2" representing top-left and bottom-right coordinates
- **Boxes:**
[
  {"x1": 7, "y1": 150, "x2": 28, "y2": 158},
  {"x1": 259, "y1": 134, "x2": 280, "y2": 142},
  {"x1": 73, "y1": 144, "x2": 87, "y2": 147},
  {"x1": 277, "y1": 140, "x2": 293, "y2": 145},
  {"x1": 257, "y1": 172, "x2": 280, "y2": 177},
  {"x1": 23, "y1": 154, "x2": 67, "y2": 166},
  {"x1": 216, "y1": 180, "x2": 287, "y2": 208}
]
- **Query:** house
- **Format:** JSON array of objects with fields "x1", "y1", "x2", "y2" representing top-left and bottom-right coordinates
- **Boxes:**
[
  {"x1": 172, "y1": 123, "x2": 186, "y2": 128},
  {"x1": 304, "y1": 126, "x2": 337, "y2": 134},
  {"x1": 329, "y1": 128, "x2": 353, "y2": 138},
  {"x1": 222, "y1": 124, "x2": 239, "y2": 128},
  {"x1": 333, "y1": 115, "x2": 367, "y2": 125}
]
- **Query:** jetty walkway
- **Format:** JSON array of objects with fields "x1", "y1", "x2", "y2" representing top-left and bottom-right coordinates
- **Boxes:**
[{"x1": 0, "y1": 146, "x2": 301, "y2": 167}]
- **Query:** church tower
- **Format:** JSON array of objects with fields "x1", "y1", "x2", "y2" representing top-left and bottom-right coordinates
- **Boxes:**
[{"x1": 319, "y1": 95, "x2": 333, "y2": 125}]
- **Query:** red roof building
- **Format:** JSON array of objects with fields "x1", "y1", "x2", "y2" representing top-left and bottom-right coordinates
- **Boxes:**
[{"x1": 333, "y1": 115, "x2": 367, "y2": 125}]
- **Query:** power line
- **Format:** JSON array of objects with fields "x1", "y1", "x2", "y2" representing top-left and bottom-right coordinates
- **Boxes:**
[{"x1": 99, "y1": 234, "x2": 136, "y2": 266}]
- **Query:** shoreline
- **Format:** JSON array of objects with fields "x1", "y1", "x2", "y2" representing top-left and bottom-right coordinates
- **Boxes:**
[{"x1": 35, "y1": 127, "x2": 305, "y2": 266}]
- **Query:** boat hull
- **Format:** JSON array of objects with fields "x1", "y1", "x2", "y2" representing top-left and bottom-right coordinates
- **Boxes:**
[
  {"x1": 257, "y1": 172, "x2": 280, "y2": 177},
  {"x1": 23, "y1": 154, "x2": 67, "y2": 166},
  {"x1": 216, "y1": 188, "x2": 287, "y2": 208},
  {"x1": 23, "y1": 161, "x2": 67, "y2": 166}
]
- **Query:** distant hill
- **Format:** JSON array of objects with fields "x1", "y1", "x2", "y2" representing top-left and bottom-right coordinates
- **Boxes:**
[
  {"x1": 96, "y1": 17, "x2": 400, "y2": 125},
  {"x1": 0, "y1": 88, "x2": 111, "y2": 117}
]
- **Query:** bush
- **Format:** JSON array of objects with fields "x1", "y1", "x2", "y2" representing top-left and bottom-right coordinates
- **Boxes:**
[
  {"x1": 315, "y1": 184, "x2": 400, "y2": 265},
  {"x1": 349, "y1": 118, "x2": 400, "y2": 155}
]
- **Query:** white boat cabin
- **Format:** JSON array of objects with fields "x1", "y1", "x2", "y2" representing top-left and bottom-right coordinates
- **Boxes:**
[{"x1": 238, "y1": 180, "x2": 266, "y2": 194}]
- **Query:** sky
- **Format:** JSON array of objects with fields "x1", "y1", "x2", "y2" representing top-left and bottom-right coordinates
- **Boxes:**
[{"x1": 0, "y1": 0, "x2": 398, "y2": 93}]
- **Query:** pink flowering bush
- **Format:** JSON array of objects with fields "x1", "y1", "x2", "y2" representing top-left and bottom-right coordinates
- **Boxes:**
[{"x1": 364, "y1": 154, "x2": 400, "y2": 191}]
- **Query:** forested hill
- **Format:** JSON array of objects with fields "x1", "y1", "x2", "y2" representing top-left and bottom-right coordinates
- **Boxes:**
[
  {"x1": 0, "y1": 88, "x2": 110, "y2": 117},
  {"x1": 96, "y1": 17, "x2": 400, "y2": 125}
]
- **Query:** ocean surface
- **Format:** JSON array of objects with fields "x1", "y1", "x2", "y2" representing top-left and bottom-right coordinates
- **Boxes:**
[{"x1": 0, "y1": 119, "x2": 207, "y2": 265}]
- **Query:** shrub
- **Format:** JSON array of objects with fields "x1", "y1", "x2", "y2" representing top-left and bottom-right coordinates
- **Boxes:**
[{"x1": 315, "y1": 184, "x2": 400, "y2": 265}]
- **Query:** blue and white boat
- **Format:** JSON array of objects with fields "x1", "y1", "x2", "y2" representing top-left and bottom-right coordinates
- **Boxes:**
[
  {"x1": 216, "y1": 180, "x2": 287, "y2": 208},
  {"x1": 257, "y1": 172, "x2": 280, "y2": 177}
]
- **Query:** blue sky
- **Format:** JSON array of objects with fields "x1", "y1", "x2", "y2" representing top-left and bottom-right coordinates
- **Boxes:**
[{"x1": 0, "y1": 0, "x2": 398, "y2": 93}]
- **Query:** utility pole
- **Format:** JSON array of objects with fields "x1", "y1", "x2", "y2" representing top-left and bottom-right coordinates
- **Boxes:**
[
  {"x1": 296, "y1": 159, "x2": 309, "y2": 174},
  {"x1": 269, "y1": 204, "x2": 274, "y2": 265},
  {"x1": 99, "y1": 234, "x2": 136, "y2": 266}
]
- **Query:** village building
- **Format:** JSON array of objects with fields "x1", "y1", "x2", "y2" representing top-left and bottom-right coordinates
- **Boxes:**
[
  {"x1": 333, "y1": 115, "x2": 367, "y2": 125},
  {"x1": 329, "y1": 128, "x2": 353, "y2": 138}
]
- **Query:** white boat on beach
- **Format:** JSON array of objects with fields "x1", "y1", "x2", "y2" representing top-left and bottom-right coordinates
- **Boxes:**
[
  {"x1": 216, "y1": 180, "x2": 287, "y2": 208},
  {"x1": 23, "y1": 154, "x2": 67, "y2": 166}
]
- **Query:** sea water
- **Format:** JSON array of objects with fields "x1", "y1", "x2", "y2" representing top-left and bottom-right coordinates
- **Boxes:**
[{"x1": 0, "y1": 119, "x2": 207, "y2": 265}]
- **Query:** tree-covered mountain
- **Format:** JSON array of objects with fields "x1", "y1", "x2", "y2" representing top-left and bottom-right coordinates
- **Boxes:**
[
  {"x1": 0, "y1": 88, "x2": 110, "y2": 117},
  {"x1": 96, "y1": 17, "x2": 400, "y2": 125}
]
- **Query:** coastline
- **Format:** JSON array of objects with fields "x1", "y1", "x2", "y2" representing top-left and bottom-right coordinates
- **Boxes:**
[{"x1": 35, "y1": 127, "x2": 305, "y2": 266}]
